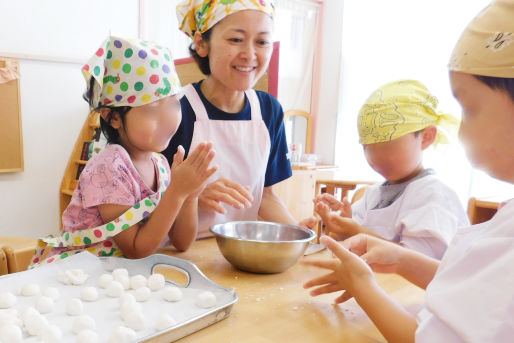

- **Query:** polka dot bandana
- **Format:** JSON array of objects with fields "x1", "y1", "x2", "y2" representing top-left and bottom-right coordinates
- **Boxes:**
[
  {"x1": 449, "y1": 0, "x2": 514, "y2": 77},
  {"x1": 358, "y1": 80, "x2": 460, "y2": 145},
  {"x1": 82, "y1": 36, "x2": 181, "y2": 108},
  {"x1": 177, "y1": 0, "x2": 275, "y2": 38}
]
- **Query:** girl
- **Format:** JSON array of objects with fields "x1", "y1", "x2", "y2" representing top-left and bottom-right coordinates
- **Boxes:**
[
  {"x1": 31, "y1": 36, "x2": 217, "y2": 266},
  {"x1": 163, "y1": 0, "x2": 303, "y2": 239},
  {"x1": 302, "y1": 0, "x2": 514, "y2": 341}
]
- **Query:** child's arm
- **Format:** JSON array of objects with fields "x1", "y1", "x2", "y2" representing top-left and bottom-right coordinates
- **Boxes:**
[
  {"x1": 302, "y1": 236, "x2": 417, "y2": 343},
  {"x1": 315, "y1": 202, "x2": 378, "y2": 240},
  {"x1": 105, "y1": 143, "x2": 216, "y2": 258},
  {"x1": 168, "y1": 195, "x2": 199, "y2": 252}
]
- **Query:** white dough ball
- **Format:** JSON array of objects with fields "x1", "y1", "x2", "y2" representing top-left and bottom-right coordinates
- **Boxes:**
[
  {"x1": 0, "y1": 291, "x2": 17, "y2": 308},
  {"x1": 119, "y1": 293, "x2": 136, "y2": 307},
  {"x1": 134, "y1": 286, "x2": 151, "y2": 302},
  {"x1": 117, "y1": 275, "x2": 130, "y2": 290},
  {"x1": 77, "y1": 329, "x2": 99, "y2": 343},
  {"x1": 21, "y1": 307, "x2": 39, "y2": 323},
  {"x1": 0, "y1": 309, "x2": 22, "y2": 327},
  {"x1": 98, "y1": 273, "x2": 114, "y2": 288},
  {"x1": 40, "y1": 324, "x2": 62, "y2": 343},
  {"x1": 162, "y1": 286, "x2": 183, "y2": 302},
  {"x1": 72, "y1": 315, "x2": 96, "y2": 334},
  {"x1": 0, "y1": 323, "x2": 22, "y2": 343},
  {"x1": 112, "y1": 268, "x2": 129, "y2": 280},
  {"x1": 155, "y1": 313, "x2": 177, "y2": 331},
  {"x1": 20, "y1": 283, "x2": 40, "y2": 296},
  {"x1": 58, "y1": 269, "x2": 88, "y2": 285},
  {"x1": 106, "y1": 280, "x2": 124, "y2": 297},
  {"x1": 123, "y1": 311, "x2": 146, "y2": 331},
  {"x1": 120, "y1": 302, "x2": 142, "y2": 321},
  {"x1": 130, "y1": 274, "x2": 147, "y2": 290},
  {"x1": 42, "y1": 287, "x2": 60, "y2": 301},
  {"x1": 24, "y1": 312, "x2": 48, "y2": 336},
  {"x1": 147, "y1": 273, "x2": 165, "y2": 291},
  {"x1": 80, "y1": 286, "x2": 99, "y2": 302},
  {"x1": 66, "y1": 298, "x2": 84, "y2": 316},
  {"x1": 35, "y1": 296, "x2": 54, "y2": 314},
  {"x1": 108, "y1": 326, "x2": 136, "y2": 343},
  {"x1": 195, "y1": 291, "x2": 217, "y2": 309}
]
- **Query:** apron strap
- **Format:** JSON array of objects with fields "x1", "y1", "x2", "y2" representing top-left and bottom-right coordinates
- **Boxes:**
[
  {"x1": 184, "y1": 84, "x2": 209, "y2": 121},
  {"x1": 245, "y1": 90, "x2": 263, "y2": 122}
]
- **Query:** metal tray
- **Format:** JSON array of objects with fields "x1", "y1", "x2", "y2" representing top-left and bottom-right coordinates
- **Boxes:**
[
  {"x1": 0, "y1": 252, "x2": 237, "y2": 342},
  {"x1": 101, "y1": 254, "x2": 238, "y2": 342}
]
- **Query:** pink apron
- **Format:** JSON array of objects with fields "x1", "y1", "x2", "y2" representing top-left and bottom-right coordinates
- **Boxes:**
[{"x1": 184, "y1": 84, "x2": 271, "y2": 238}]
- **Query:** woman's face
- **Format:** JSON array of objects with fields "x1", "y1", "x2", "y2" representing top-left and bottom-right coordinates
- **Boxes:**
[
  {"x1": 450, "y1": 71, "x2": 514, "y2": 182},
  {"x1": 200, "y1": 10, "x2": 274, "y2": 92},
  {"x1": 121, "y1": 95, "x2": 182, "y2": 154}
]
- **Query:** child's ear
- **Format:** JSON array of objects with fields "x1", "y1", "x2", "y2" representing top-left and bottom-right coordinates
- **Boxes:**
[
  {"x1": 193, "y1": 31, "x2": 209, "y2": 58},
  {"x1": 99, "y1": 108, "x2": 122, "y2": 129},
  {"x1": 421, "y1": 126, "x2": 437, "y2": 149}
]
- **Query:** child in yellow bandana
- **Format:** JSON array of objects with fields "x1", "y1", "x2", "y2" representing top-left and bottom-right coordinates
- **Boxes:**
[
  {"x1": 303, "y1": 0, "x2": 514, "y2": 341},
  {"x1": 313, "y1": 80, "x2": 469, "y2": 259},
  {"x1": 32, "y1": 36, "x2": 217, "y2": 266}
]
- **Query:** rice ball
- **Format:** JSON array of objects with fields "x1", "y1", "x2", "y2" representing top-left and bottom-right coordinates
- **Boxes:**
[
  {"x1": 72, "y1": 315, "x2": 96, "y2": 334},
  {"x1": 106, "y1": 280, "x2": 124, "y2": 297},
  {"x1": 77, "y1": 329, "x2": 99, "y2": 343},
  {"x1": 35, "y1": 295, "x2": 54, "y2": 314},
  {"x1": 134, "y1": 286, "x2": 151, "y2": 302},
  {"x1": 155, "y1": 313, "x2": 177, "y2": 331},
  {"x1": 195, "y1": 291, "x2": 217, "y2": 309},
  {"x1": 147, "y1": 273, "x2": 165, "y2": 291},
  {"x1": 20, "y1": 283, "x2": 40, "y2": 296},
  {"x1": 0, "y1": 323, "x2": 22, "y2": 343},
  {"x1": 42, "y1": 287, "x2": 60, "y2": 301},
  {"x1": 98, "y1": 273, "x2": 114, "y2": 288},
  {"x1": 130, "y1": 274, "x2": 147, "y2": 290},
  {"x1": 80, "y1": 286, "x2": 99, "y2": 302},
  {"x1": 162, "y1": 286, "x2": 183, "y2": 302},
  {"x1": 108, "y1": 326, "x2": 136, "y2": 343},
  {"x1": 0, "y1": 291, "x2": 17, "y2": 308},
  {"x1": 66, "y1": 298, "x2": 84, "y2": 316}
]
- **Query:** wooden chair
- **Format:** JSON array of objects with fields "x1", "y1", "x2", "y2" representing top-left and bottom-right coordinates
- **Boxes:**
[
  {"x1": 315, "y1": 179, "x2": 375, "y2": 203},
  {"x1": 0, "y1": 247, "x2": 8, "y2": 276},
  {"x1": 0, "y1": 237, "x2": 38, "y2": 274},
  {"x1": 467, "y1": 197, "x2": 501, "y2": 225}
]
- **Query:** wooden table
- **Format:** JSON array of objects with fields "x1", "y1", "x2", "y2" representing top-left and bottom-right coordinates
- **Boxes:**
[{"x1": 157, "y1": 238, "x2": 425, "y2": 343}]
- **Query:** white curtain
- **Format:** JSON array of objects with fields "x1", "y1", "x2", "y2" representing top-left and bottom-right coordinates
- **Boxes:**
[{"x1": 275, "y1": 0, "x2": 320, "y2": 112}]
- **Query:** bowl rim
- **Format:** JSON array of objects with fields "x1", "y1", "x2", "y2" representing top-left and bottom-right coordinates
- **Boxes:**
[{"x1": 209, "y1": 220, "x2": 316, "y2": 244}]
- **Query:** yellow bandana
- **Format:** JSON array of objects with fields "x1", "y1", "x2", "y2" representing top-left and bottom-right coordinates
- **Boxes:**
[
  {"x1": 176, "y1": 0, "x2": 275, "y2": 37},
  {"x1": 449, "y1": 0, "x2": 514, "y2": 77},
  {"x1": 358, "y1": 80, "x2": 460, "y2": 145}
]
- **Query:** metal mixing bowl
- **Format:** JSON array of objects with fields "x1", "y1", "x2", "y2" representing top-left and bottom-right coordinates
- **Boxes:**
[{"x1": 210, "y1": 221, "x2": 316, "y2": 274}]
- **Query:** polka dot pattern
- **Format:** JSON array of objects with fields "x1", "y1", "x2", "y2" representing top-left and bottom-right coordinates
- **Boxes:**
[
  {"x1": 82, "y1": 35, "x2": 181, "y2": 108},
  {"x1": 29, "y1": 153, "x2": 170, "y2": 268}
]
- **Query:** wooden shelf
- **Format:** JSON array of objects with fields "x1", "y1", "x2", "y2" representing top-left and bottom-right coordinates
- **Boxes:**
[
  {"x1": 61, "y1": 189, "x2": 74, "y2": 196},
  {"x1": 75, "y1": 159, "x2": 88, "y2": 165}
]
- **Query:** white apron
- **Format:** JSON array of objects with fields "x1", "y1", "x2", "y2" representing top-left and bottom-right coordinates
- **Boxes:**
[
  {"x1": 184, "y1": 84, "x2": 271, "y2": 238},
  {"x1": 416, "y1": 199, "x2": 514, "y2": 342}
]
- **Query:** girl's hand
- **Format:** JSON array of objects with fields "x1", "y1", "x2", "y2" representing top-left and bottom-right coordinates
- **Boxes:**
[
  {"x1": 341, "y1": 234, "x2": 404, "y2": 274},
  {"x1": 170, "y1": 143, "x2": 217, "y2": 197},
  {"x1": 315, "y1": 202, "x2": 361, "y2": 240},
  {"x1": 299, "y1": 216, "x2": 318, "y2": 230},
  {"x1": 313, "y1": 194, "x2": 352, "y2": 217},
  {"x1": 198, "y1": 178, "x2": 254, "y2": 214},
  {"x1": 302, "y1": 235, "x2": 374, "y2": 304}
]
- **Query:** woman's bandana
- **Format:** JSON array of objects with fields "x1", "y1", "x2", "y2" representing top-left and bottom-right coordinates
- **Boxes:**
[
  {"x1": 358, "y1": 80, "x2": 460, "y2": 145},
  {"x1": 449, "y1": 0, "x2": 514, "y2": 77},
  {"x1": 176, "y1": 0, "x2": 275, "y2": 38},
  {"x1": 82, "y1": 36, "x2": 181, "y2": 108}
]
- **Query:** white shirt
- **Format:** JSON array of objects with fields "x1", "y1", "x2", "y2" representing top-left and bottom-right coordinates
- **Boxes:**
[
  {"x1": 416, "y1": 199, "x2": 514, "y2": 342},
  {"x1": 352, "y1": 175, "x2": 469, "y2": 259}
]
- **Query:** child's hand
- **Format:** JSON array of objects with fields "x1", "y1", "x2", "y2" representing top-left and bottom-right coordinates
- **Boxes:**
[
  {"x1": 314, "y1": 202, "x2": 361, "y2": 240},
  {"x1": 298, "y1": 216, "x2": 318, "y2": 230},
  {"x1": 302, "y1": 235, "x2": 374, "y2": 304},
  {"x1": 170, "y1": 143, "x2": 217, "y2": 197},
  {"x1": 341, "y1": 234, "x2": 403, "y2": 274},
  {"x1": 314, "y1": 194, "x2": 352, "y2": 217}
]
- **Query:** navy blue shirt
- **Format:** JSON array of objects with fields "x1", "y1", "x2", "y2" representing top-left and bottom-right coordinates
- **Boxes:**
[{"x1": 161, "y1": 82, "x2": 292, "y2": 187}]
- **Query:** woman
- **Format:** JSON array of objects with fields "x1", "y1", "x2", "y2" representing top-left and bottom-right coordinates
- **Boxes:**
[{"x1": 163, "y1": 0, "x2": 302, "y2": 238}]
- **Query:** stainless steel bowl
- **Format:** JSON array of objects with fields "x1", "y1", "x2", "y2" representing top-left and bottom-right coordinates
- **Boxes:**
[{"x1": 210, "y1": 221, "x2": 315, "y2": 274}]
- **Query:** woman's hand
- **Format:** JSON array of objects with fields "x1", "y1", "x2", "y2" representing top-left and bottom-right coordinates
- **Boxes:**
[
  {"x1": 313, "y1": 193, "x2": 352, "y2": 218},
  {"x1": 170, "y1": 143, "x2": 217, "y2": 198},
  {"x1": 302, "y1": 235, "x2": 375, "y2": 304},
  {"x1": 198, "y1": 178, "x2": 254, "y2": 214}
]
